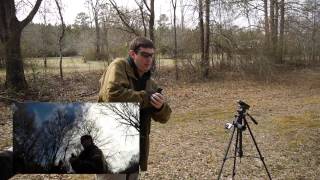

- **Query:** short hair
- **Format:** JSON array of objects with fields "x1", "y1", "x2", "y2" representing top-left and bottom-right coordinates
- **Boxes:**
[
  {"x1": 80, "y1": 135, "x2": 93, "y2": 142},
  {"x1": 129, "y1": 37, "x2": 155, "y2": 52}
]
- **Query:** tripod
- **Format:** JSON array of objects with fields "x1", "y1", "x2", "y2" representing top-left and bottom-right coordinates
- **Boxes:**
[{"x1": 217, "y1": 101, "x2": 272, "y2": 180}]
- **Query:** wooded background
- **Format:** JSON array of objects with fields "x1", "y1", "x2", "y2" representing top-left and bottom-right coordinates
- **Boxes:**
[
  {"x1": 0, "y1": 0, "x2": 319, "y2": 90},
  {"x1": 1, "y1": 1, "x2": 320, "y2": 179}
]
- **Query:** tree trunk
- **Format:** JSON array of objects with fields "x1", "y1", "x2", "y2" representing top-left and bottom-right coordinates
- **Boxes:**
[
  {"x1": 41, "y1": 1, "x2": 48, "y2": 69},
  {"x1": 94, "y1": 12, "x2": 101, "y2": 60},
  {"x1": 180, "y1": 0, "x2": 185, "y2": 30},
  {"x1": 172, "y1": 0, "x2": 179, "y2": 80},
  {"x1": 264, "y1": 0, "x2": 270, "y2": 50},
  {"x1": 270, "y1": 0, "x2": 279, "y2": 61},
  {"x1": 278, "y1": 0, "x2": 285, "y2": 64},
  {"x1": 275, "y1": 0, "x2": 279, "y2": 40},
  {"x1": 211, "y1": 47, "x2": 214, "y2": 69},
  {"x1": 54, "y1": 0, "x2": 65, "y2": 80},
  {"x1": 147, "y1": 0, "x2": 156, "y2": 72},
  {"x1": 311, "y1": 0, "x2": 317, "y2": 63},
  {"x1": 1, "y1": 0, "x2": 43, "y2": 90},
  {"x1": 102, "y1": 20, "x2": 110, "y2": 64},
  {"x1": 149, "y1": 0, "x2": 155, "y2": 43},
  {"x1": 203, "y1": 0, "x2": 210, "y2": 79},
  {"x1": 43, "y1": 56, "x2": 47, "y2": 68},
  {"x1": 5, "y1": 27, "x2": 28, "y2": 90},
  {"x1": 270, "y1": 0, "x2": 275, "y2": 41},
  {"x1": 270, "y1": 0, "x2": 275, "y2": 59},
  {"x1": 198, "y1": 0, "x2": 205, "y2": 78},
  {"x1": 136, "y1": 0, "x2": 147, "y2": 37},
  {"x1": 179, "y1": 0, "x2": 185, "y2": 59}
]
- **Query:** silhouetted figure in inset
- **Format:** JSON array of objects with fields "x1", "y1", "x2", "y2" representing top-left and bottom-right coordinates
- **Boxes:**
[{"x1": 69, "y1": 135, "x2": 108, "y2": 174}]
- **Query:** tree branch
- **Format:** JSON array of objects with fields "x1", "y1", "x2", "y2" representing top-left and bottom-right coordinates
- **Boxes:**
[
  {"x1": 20, "y1": 0, "x2": 43, "y2": 29},
  {"x1": 135, "y1": 0, "x2": 147, "y2": 36},
  {"x1": 142, "y1": 0, "x2": 151, "y2": 12},
  {"x1": 109, "y1": 0, "x2": 140, "y2": 36}
]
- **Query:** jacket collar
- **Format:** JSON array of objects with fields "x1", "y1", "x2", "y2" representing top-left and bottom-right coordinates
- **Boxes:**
[{"x1": 83, "y1": 144, "x2": 97, "y2": 152}]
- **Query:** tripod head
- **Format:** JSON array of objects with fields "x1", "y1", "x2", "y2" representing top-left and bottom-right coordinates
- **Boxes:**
[
  {"x1": 237, "y1": 100, "x2": 250, "y2": 113},
  {"x1": 225, "y1": 100, "x2": 258, "y2": 130}
]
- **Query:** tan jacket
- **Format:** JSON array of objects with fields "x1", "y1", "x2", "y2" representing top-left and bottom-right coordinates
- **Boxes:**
[{"x1": 98, "y1": 58, "x2": 171, "y2": 171}]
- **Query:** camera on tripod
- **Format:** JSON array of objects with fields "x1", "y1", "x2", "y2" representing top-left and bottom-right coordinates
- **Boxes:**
[
  {"x1": 225, "y1": 100, "x2": 255, "y2": 131},
  {"x1": 238, "y1": 100, "x2": 250, "y2": 111}
]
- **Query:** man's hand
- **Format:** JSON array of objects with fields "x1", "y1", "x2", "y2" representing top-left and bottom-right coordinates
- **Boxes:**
[{"x1": 150, "y1": 92, "x2": 165, "y2": 109}]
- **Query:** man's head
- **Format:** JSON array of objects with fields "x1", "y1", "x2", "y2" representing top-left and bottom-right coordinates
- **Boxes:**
[
  {"x1": 128, "y1": 37, "x2": 155, "y2": 75},
  {"x1": 80, "y1": 135, "x2": 93, "y2": 149}
]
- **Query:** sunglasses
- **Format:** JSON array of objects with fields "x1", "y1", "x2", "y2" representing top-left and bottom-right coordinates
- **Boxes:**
[{"x1": 137, "y1": 51, "x2": 154, "y2": 58}]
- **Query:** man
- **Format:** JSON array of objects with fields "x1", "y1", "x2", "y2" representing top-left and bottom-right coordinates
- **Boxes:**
[
  {"x1": 70, "y1": 135, "x2": 108, "y2": 174},
  {"x1": 98, "y1": 37, "x2": 172, "y2": 179}
]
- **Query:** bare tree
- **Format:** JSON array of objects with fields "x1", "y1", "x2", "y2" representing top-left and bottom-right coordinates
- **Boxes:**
[
  {"x1": 178, "y1": 0, "x2": 188, "y2": 59},
  {"x1": 203, "y1": 0, "x2": 210, "y2": 78},
  {"x1": 143, "y1": 0, "x2": 155, "y2": 42},
  {"x1": 0, "y1": 0, "x2": 43, "y2": 90},
  {"x1": 278, "y1": 0, "x2": 285, "y2": 64},
  {"x1": 100, "y1": 3, "x2": 113, "y2": 64},
  {"x1": 142, "y1": 0, "x2": 157, "y2": 72},
  {"x1": 108, "y1": 0, "x2": 155, "y2": 42},
  {"x1": 135, "y1": 0, "x2": 148, "y2": 36},
  {"x1": 87, "y1": 0, "x2": 103, "y2": 60},
  {"x1": 180, "y1": 0, "x2": 185, "y2": 30},
  {"x1": 270, "y1": 0, "x2": 279, "y2": 61},
  {"x1": 171, "y1": 0, "x2": 179, "y2": 80},
  {"x1": 13, "y1": 104, "x2": 40, "y2": 171},
  {"x1": 39, "y1": 0, "x2": 50, "y2": 69},
  {"x1": 54, "y1": 0, "x2": 65, "y2": 80},
  {"x1": 108, "y1": 0, "x2": 140, "y2": 36},
  {"x1": 40, "y1": 109, "x2": 72, "y2": 168},
  {"x1": 310, "y1": 0, "x2": 318, "y2": 63},
  {"x1": 0, "y1": 43, "x2": 5, "y2": 68},
  {"x1": 264, "y1": 0, "x2": 270, "y2": 50},
  {"x1": 100, "y1": 103, "x2": 140, "y2": 134},
  {"x1": 198, "y1": 0, "x2": 205, "y2": 76}
]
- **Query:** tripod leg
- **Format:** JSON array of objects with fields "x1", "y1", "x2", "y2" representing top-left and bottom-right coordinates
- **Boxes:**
[
  {"x1": 217, "y1": 127, "x2": 236, "y2": 180},
  {"x1": 239, "y1": 129, "x2": 243, "y2": 157},
  {"x1": 232, "y1": 129, "x2": 239, "y2": 179},
  {"x1": 245, "y1": 120, "x2": 272, "y2": 180}
]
